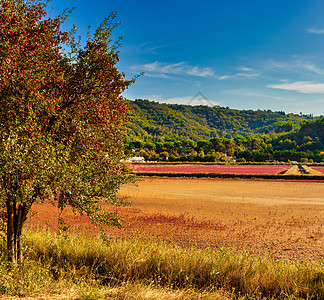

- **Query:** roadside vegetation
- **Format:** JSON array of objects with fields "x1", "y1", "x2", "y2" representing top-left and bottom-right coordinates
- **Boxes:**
[{"x1": 0, "y1": 230, "x2": 323, "y2": 299}]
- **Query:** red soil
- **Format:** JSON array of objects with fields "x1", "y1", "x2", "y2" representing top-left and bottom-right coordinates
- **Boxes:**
[{"x1": 26, "y1": 177, "x2": 324, "y2": 263}]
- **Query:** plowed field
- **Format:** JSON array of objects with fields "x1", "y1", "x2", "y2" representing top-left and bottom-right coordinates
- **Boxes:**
[{"x1": 26, "y1": 178, "x2": 324, "y2": 262}]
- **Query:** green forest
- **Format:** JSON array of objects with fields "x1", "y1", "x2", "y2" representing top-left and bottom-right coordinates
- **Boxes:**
[{"x1": 125, "y1": 99, "x2": 324, "y2": 163}]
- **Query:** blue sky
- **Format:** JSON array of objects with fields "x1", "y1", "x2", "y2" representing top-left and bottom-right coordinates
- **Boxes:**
[{"x1": 51, "y1": 0, "x2": 324, "y2": 115}]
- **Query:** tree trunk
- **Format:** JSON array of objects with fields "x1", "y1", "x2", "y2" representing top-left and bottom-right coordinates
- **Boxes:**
[
  {"x1": 6, "y1": 199, "x2": 28, "y2": 265},
  {"x1": 6, "y1": 198, "x2": 16, "y2": 264}
]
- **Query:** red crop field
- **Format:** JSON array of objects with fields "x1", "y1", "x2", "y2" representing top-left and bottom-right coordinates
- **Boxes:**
[
  {"x1": 132, "y1": 163, "x2": 290, "y2": 175},
  {"x1": 310, "y1": 166, "x2": 324, "y2": 173}
]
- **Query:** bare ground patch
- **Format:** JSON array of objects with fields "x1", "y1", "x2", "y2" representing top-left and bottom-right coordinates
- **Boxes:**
[{"x1": 26, "y1": 178, "x2": 324, "y2": 262}]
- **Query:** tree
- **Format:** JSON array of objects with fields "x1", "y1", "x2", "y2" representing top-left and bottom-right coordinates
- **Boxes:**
[{"x1": 0, "y1": 0, "x2": 135, "y2": 264}]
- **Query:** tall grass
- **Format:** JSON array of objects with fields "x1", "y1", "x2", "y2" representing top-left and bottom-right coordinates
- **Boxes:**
[{"x1": 15, "y1": 230, "x2": 323, "y2": 299}]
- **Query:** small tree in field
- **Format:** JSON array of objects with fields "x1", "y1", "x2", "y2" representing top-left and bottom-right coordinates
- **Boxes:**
[{"x1": 0, "y1": 0, "x2": 135, "y2": 264}]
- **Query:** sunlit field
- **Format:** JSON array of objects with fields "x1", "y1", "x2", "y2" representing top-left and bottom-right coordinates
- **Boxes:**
[
  {"x1": 0, "y1": 177, "x2": 320, "y2": 299},
  {"x1": 5, "y1": 177, "x2": 320, "y2": 299},
  {"x1": 27, "y1": 177, "x2": 324, "y2": 262}
]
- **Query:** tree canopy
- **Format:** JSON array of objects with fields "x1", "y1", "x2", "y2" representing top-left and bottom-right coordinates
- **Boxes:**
[
  {"x1": 126, "y1": 99, "x2": 309, "y2": 142},
  {"x1": 126, "y1": 117, "x2": 324, "y2": 163},
  {"x1": 0, "y1": 0, "x2": 134, "y2": 264}
]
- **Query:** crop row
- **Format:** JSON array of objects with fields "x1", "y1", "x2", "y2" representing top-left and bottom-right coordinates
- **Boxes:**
[{"x1": 132, "y1": 164, "x2": 290, "y2": 175}]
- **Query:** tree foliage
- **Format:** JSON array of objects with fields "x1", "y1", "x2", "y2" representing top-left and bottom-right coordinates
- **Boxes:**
[
  {"x1": 126, "y1": 117, "x2": 324, "y2": 163},
  {"x1": 0, "y1": 0, "x2": 134, "y2": 264},
  {"x1": 126, "y1": 99, "x2": 308, "y2": 142}
]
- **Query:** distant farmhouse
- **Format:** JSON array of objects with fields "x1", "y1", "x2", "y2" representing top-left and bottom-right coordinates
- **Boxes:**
[{"x1": 126, "y1": 157, "x2": 145, "y2": 163}]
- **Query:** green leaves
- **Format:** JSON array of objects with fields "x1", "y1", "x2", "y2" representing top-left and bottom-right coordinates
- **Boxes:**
[{"x1": 0, "y1": 0, "x2": 135, "y2": 259}]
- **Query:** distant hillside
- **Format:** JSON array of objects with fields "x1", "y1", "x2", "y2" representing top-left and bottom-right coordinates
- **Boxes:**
[
  {"x1": 286, "y1": 117, "x2": 324, "y2": 148},
  {"x1": 126, "y1": 99, "x2": 309, "y2": 142}
]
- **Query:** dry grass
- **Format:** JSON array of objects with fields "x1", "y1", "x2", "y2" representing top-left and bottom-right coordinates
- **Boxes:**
[
  {"x1": 0, "y1": 230, "x2": 321, "y2": 299},
  {"x1": 303, "y1": 165, "x2": 324, "y2": 176},
  {"x1": 0, "y1": 282, "x2": 230, "y2": 300},
  {"x1": 283, "y1": 165, "x2": 300, "y2": 175}
]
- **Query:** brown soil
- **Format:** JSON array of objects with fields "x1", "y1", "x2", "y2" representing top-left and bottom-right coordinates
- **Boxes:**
[{"x1": 26, "y1": 177, "x2": 324, "y2": 262}]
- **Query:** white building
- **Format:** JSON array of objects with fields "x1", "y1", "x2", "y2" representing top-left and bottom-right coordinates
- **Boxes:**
[{"x1": 126, "y1": 157, "x2": 145, "y2": 163}]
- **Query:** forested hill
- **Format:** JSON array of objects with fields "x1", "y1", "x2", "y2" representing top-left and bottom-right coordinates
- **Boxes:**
[{"x1": 126, "y1": 99, "x2": 310, "y2": 142}]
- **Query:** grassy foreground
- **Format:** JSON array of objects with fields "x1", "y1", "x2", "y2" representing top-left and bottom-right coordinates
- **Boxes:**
[{"x1": 0, "y1": 230, "x2": 323, "y2": 299}]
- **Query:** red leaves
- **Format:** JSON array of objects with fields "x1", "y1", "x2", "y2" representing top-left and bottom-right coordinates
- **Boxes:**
[
  {"x1": 0, "y1": 0, "x2": 70, "y2": 136},
  {"x1": 0, "y1": 2, "x2": 136, "y2": 219}
]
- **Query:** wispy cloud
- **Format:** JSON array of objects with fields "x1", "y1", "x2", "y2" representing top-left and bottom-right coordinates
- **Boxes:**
[
  {"x1": 217, "y1": 67, "x2": 261, "y2": 80},
  {"x1": 238, "y1": 67, "x2": 254, "y2": 72},
  {"x1": 131, "y1": 61, "x2": 262, "y2": 81},
  {"x1": 217, "y1": 67, "x2": 260, "y2": 80},
  {"x1": 124, "y1": 42, "x2": 174, "y2": 55},
  {"x1": 187, "y1": 66, "x2": 215, "y2": 77},
  {"x1": 139, "y1": 62, "x2": 183, "y2": 74},
  {"x1": 142, "y1": 72, "x2": 174, "y2": 79},
  {"x1": 265, "y1": 58, "x2": 324, "y2": 75},
  {"x1": 267, "y1": 81, "x2": 324, "y2": 94},
  {"x1": 236, "y1": 72, "x2": 260, "y2": 78},
  {"x1": 131, "y1": 61, "x2": 216, "y2": 78},
  {"x1": 218, "y1": 75, "x2": 232, "y2": 80},
  {"x1": 307, "y1": 28, "x2": 324, "y2": 34},
  {"x1": 303, "y1": 64, "x2": 323, "y2": 74},
  {"x1": 226, "y1": 89, "x2": 284, "y2": 100}
]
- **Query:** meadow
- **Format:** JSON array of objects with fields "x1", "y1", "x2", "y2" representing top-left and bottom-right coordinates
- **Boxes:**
[
  {"x1": 0, "y1": 230, "x2": 323, "y2": 299},
  {"x1": 9, "y1": 177, "x2": 322, "y2": 299}
]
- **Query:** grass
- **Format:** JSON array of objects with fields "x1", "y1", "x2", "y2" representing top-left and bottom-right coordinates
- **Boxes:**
[
  {"x1": 0, "y1": 282, "x2": 230, "y2": 300},
  {"x1": 0, "y1": 230, "x2": 323, "y2": 299}
]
